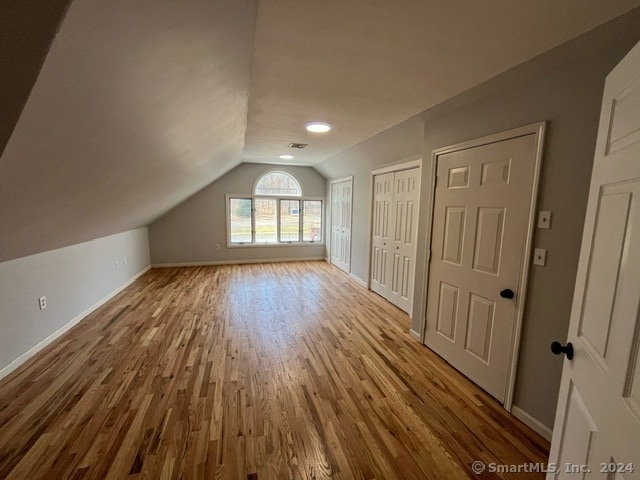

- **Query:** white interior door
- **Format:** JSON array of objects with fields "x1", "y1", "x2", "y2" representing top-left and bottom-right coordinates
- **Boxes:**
[
  {"x1": 425, "y1": 134, "x2": 538, "y2": 402},
  {"x1": 386, "y1": 168, "x2": 421, "y2": 313},
  {"x1": 330, "y1": 181, "x2": 342, "y2": 269},
  {"x1": 546, "y1": 40, "x2": 640, "y2": 480},
  {"x1": 330, "y1": 178, "x2": 352, "y2": 273},
  {"x1": 370, "y1": 172, "x2": 394, "y2": 295},
  {"x1": 370, "y1": 168, "x2": 421, "y2": 313}
]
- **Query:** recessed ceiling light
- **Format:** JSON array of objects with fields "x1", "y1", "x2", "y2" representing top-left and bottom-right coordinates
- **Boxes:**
[
  {"x1": 279, "y1": 154, "x2": 294, "y2": 160},
  {"x1": 306, "y1": 122, "x2": 332, "y2": 133}
]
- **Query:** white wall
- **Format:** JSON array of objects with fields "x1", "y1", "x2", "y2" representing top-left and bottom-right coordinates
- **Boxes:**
[
  {"x1": 0, "y1": 227, "x2": 150, "y2": 377},
  {"x1": 149, "y1": 163, "x2": 326, "y2": 265}
]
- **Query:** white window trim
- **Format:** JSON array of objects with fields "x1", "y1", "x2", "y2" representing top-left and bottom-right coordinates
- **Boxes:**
[{"x1": 226, "y1": 194, "x2": 325, "y2": 248}]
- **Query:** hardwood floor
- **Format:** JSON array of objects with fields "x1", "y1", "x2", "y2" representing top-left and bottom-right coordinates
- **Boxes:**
[{"x1": 0, "y1": 261, "x2": 549, "y2": 479}]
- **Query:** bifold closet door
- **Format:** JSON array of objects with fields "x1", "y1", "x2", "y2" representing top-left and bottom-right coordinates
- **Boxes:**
[
  {"x1": 370, "y1": 168, "x2": 420, "y2": 313},
  {"x1": 331, "y1": 178, "x2": 352, "y2": 273}
]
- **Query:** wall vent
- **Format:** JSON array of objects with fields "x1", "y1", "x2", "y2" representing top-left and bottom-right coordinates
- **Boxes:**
[{"x1": 289, "y1": 143, "x2": 308, "y2": 149}]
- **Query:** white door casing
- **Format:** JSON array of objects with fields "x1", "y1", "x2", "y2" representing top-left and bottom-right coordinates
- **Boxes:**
[
  {"x1": 370, "y1": 167, "x2": 421, "y2": 314},
  {"x1": 330, "y1": 177, "x2": 353, "y2": 273},
  {"x1": 547, "y1": 41, "x2": 640, "y2": 479},
  {"x1": 424, "y1": 126, "x2": 543, "y2": 404}
]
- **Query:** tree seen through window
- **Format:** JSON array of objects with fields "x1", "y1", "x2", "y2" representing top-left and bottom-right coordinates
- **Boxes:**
[{"x1": 228, "y1": 171, "x2": 322, "y2": 245}]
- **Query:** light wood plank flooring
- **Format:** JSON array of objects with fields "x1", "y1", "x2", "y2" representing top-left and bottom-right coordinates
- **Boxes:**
[{"x1": 0, "y1": 261, "x2": 549, "y2": 479}]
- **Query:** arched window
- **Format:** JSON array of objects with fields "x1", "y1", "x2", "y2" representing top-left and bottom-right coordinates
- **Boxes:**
[
  {"x1": 227, "y1": 170, "x2": 323, "y2": 246},
  {"x1": 254, "y1": 171, "x2": 302, "y2": 196}
]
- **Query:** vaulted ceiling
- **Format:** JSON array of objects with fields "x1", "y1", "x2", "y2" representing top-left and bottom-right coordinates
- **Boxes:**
[{"x1": 1, "y1": 0, "x2": 640, "y2": 262}]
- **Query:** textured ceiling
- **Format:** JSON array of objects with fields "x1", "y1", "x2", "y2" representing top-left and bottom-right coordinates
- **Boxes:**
[{"x1": 1, "y1": 0, "x2": 640, "y2": 261}]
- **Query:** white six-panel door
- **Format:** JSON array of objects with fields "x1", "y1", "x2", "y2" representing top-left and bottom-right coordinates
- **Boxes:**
[
  {"x1": 371, "y1": 172, "x2": 394, "y2": 295},
  {"x1": 330, "y1": 178, "x2": 353, "y2": 273},
  {"x1": 387, "y1": 168, "x2": 421, "y2": 312},
  {"x1": 546, "y1": 40, "x2": 640, "y2": 480},
  {"x1": 371, "y1": 168, "x2": 420, "y2": 313},
  {"x1": 425, "y1": 134, "x2": 538, "y2": 402}
]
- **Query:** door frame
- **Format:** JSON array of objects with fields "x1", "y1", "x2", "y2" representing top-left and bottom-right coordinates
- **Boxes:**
[
  {"x1": 368, "y1": 156, "x2": 423, "y2": 307},
  {"x1": 329, "y1": 176, "x2": 353, "y2": 274},
  {"x1": 418, "y1": 122, "x2": 546, "y2": 411}
]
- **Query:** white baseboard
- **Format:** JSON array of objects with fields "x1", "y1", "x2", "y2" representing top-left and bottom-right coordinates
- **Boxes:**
[
  {"x1": 152, "y1": 257, "x2": 326, "y2": 268},
  {"x1": 409, "y1": 329, "x2": 422, "y2": 342},
  {"x1": 348, "y1": 273, "x2": 368, "y2": 288},
  {"x1": 511, "y1": 405, "x2": 553, "y2": 441},
  {"x1": 0, "y1": 265, "x2": 151, "y2": 381}
]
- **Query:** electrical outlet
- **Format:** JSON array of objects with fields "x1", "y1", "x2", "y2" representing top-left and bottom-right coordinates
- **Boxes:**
[
  {"x1": 215, "y1": 244, "x2": 220, "y2": 251},
  {"x1": 123, "y1": 256, "x2": 128, "y2": 265},
  {"x1": 115, "y1": 260, "x2": 120, "y2": 269},
  {"x1": 38, "y1": 296, "x2": 47, "y2": 310}
]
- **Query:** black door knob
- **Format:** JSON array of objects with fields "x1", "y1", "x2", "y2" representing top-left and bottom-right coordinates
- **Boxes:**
[
  {"x1": 551, "y1": 341, "x2": 574, "y2": 360},
  {"x1": 499, "y1": 288, "x2": 515, "y2": 299}
]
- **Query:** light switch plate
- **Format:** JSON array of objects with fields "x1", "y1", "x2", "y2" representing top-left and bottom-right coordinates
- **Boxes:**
[
  {"x1": 533, "y1": 248, "x2": 547, "y2": 266},
  {"x1": 538, "y1": 211, "x2": 552, "y2": 229}
]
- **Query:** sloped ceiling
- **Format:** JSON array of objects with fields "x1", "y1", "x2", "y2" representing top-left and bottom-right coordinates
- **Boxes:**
[
  {"x1": 0, "y1": 0, "x2": 258, "y2": 261},
  {"x1": 1, "y1": 0, "x2": 640, "y2": 262},
  {"x1": 245, "y1": 0, "x2": 640, "y2": 165},
  {"x1": 0, "y1": 0, "x2": 72, "y2": 158}
]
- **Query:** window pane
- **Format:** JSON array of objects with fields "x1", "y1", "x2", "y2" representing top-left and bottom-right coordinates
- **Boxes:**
[
  {"x1": 255, "y1": 198, "x2": 277, "y2": 244},
  {"x1": 280, "y1": 200, "x2": 300, "y2": 242},
  {"x1": 255, "y1": 171, "x2": 302, "y2": 196},
  {"x1": 303, "y1": 200, "x2": 322, "y2": 242},
  {"x1": 229, "y1": 198, "x2": 252, "y2": 244}
]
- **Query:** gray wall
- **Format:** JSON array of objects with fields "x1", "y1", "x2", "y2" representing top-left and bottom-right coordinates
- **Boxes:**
[
  {"x1": 0, "y1": 228, "x2": 150, "y2": 376},
  {"x1": 318, "y1": 117, "x2": 425, "y2": 279},
  {"x1": 316, "y1": 9, "x2": 640, "y2": 430},
  {"x1": 149, "y1": 163, "x2": 327, "y2": 264}
]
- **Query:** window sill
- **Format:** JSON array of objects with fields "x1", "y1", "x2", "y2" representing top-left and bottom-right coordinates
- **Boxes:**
[{"x1": 227, "y1": 242, "x2": 325, "y2": 249}]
